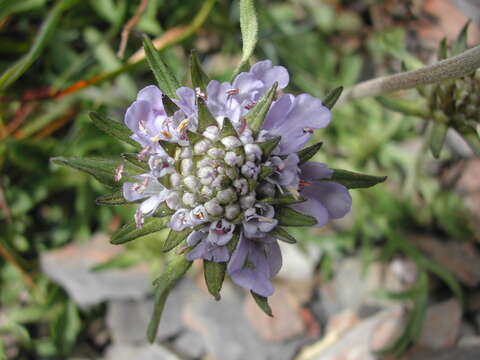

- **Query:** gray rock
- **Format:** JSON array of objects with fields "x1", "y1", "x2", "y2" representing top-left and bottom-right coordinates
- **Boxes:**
[
  {"x1": 183, "y1": 283, "x2": 307, "y2": 360},
  {"x1": 104, "y1": 344, "x2": 180, "y2": 360},
  {"x1": 410, "y1": 346, "x2": 480, "y2": 360},
  {"x1": 107, "y1": 278, "x2": 195, "y2": 344},
  {"x1": 277, "y1": 242, "x2": 320, "y2": 282},
  {"x1": 41, "y1": 233, "x2": 150, "y2": 307},
  {"x1": 171, "y1": 329, "x2": 206, "y2": 359}
]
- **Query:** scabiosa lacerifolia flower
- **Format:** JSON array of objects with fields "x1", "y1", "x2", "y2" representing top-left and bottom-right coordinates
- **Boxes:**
[{"x1": 120, "y1": 59, "x2": 352, "y2": 297}]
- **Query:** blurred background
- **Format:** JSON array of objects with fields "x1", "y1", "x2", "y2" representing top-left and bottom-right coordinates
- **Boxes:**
[{"x1": 1, "y1": 0, "x2": 480, "y2": 359}]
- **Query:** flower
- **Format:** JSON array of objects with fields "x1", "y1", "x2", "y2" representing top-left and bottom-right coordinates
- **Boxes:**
[{"x1": 121, "y1": 60, "x2": 352, "y2": 297}]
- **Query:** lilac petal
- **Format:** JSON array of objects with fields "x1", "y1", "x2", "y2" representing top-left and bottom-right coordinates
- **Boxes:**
[
  {"x1": 124, "y1": 100, "x2": 152, "y2": 134},
  {"x1": 137, "y1": 85, "x2": 165, "y2": 115},
  {"x1": 187, "y1": 230, "x2": 206, "y2": 247},
  {"x1": 227, "y1": 234, "x2": 249, "y2": 274},
  {"x1": 206, "y1": 80, "x2": 241, "y2": 124},
  {"x1": 139, "y1": 193, "x2": 164, "y2": 216},
  {"x1": 250, "y1": 60, "x2": 289, "y2": 89},
  {"x1": 174, "y1": 87, "x2": 197, "y2": 117},
  {"x1": 300, "y1": 162, "x2": 333, "y2": 181},
  {"x1": 290, "y1": 197, "x2": 328, "y2": 227},
  {"x1": 186, "y1": 240, "x2": 207, "y2": 261},
  {"x1": 207, "y1": 246, "x2": 230, "y2": 262},
  {"x1": 122, "y1": 182, "x2": 147, "y2": 201},
  {"x1": 232, "y1": 73, "x2": 264, "y2": 99},
  {"x1": 262, "y1": 94, "x2": 294, "y2": 130},
  {"x1": 278, "y1": 132, "x2": 311, "y2": 154},
  {"x1": 265, "y1": 240, "x2": 282, "y2": 277}
]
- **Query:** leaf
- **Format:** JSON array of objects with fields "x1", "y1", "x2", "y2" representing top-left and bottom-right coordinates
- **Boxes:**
[
  {"x1": 276, "y1": 207, "x2": 317, "y2": 227},
  {"x1": 269, "y1": 227, "x2": 297, "y2": 244},
  {"x1": 190, "y1": 50, "x2": 210, "y2": 93},
  {"x1": 110, "y1": 217, "x2": 169, "y2": 245},
  {"x1": 0, "y1": 0, "x2": 80, "y2": 90},
  {"x1": 245, "y1": 82, "x2": 278, "y2": 132},
  {"x1": 96, "y1": 190, "x2": 136, "y2": 206},
  {"x1": 89, "y1": 112, "x2": 140, "y2": 149},
  {"x1": 121, "y1": 153, "x2": 149, "y2": 171},
  {"x1": 219, "y1": 117, "x2": 238, "y2": 138},
  {"x1": 297, "y1": 142, "x2": 323, "y2": 164},
  {"x1": 51, "y1": 156, "x2": 143, "y2": 187},
  {"x1": 250, "y1": 291, "x2": 273, "y2": 317},
  {"x1": 329, "y1": 169, "x2": 387, "y2": 189},
  {"x1": 376, "y1": 96, "x2": 428, "y2": 118},
  {"x1": 162, "y1": 94, "x2": 179, "y2": 117},
  {"x1": 429, "y1": 122, "x2": 448, "y2": 158},
  {"x1": 152, "y1": 203, "x2": 175, "y2": 217},
  {"x1": 257, "y1": 136, "x2": 281, "y2": 158},
  {"x1": 203, "y1": 260, "x2": 226, "y2": 301},
  {"x1": 51, "y1": 300, "x2": 81, "y2": 355},
  {"x1": 437, "y1": 38, "x2": 448, "y2": 61},
  {"x1": 158, "y1": 140, "x2": 178, "y2": 157},
  {"x1": 162, "y1": 228, "x2": 193, "y2": 252},
  {"x1": 187, "y1": 130, "x2": 203, "y2": 145},
  {"x1": 142, "y1": 35, "x2": 180, "y2": 99},
  {"x1": 197, "y1": 98, "x2": 218, "y2": 133},
  {"x1": 259, "y1": 165, "x2": 275, "y2": 180},
  {"x1": 452, "y1": 20, "x2": 470, "y2": 56},
  {"x1": 260, "y1": 194, "x2": 305, "y2": 205},
  {"x1": 323, "y1": 86, "x2": 343, "y2": 109},
  {"x1": 148, "y1": 254, "x2": 192, "y2": 343},
  {"x1": 233, "y1": 0, "x2": 258, "y2": 77}
]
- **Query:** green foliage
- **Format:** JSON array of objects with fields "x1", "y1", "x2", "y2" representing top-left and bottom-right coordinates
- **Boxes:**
[{"x1": 204, "y1": 260, "x2": 227, "y2": 301}]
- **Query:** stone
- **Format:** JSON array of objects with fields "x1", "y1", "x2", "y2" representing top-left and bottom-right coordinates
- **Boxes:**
[
  {"x1": 276, "y1": 242, "x2": 320, "y2": 282},
  {"x1": 369, "y1": 307, "x2": 407, "y2": 352},
  {"x1": 296, "y1": 307, "x2": 404, "y2": 360},
  {"x1": 183, "y1": 282, "x2": 307, "y2": 360},
  {"x1": 104, "y1": 344, "x2": 180, "y2": 360},
  {"x1": 418, "y1": 299, "x2": 462, "y2": 349},
  {"x1": 41, "y1": 233, "x2": 150, "y2": 307},
  {"x1": 171, "y1": 329, "x2": 206, "y2": 359},
  {"x1": 410, "y1": 235, "x2": 480, "y2": 288},
  {"x1": 244, "y1": 284, "x2": 306, "y2": 342},
  {"x1": 107, "y1": 278, "x2": 195, "y2": 344}
]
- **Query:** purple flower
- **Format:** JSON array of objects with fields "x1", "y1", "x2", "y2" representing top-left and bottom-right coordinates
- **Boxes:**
[
  {"x1": 261, "y1": 94, "x2": 331, "y2": 154},
  {"x1": 186, "y1": 219, "x2": 235, "y2": 262},
  {"x1": 227, "y1": 234, "x2": 282, "y2": 297},
  {"x1": 242, "y1": 203, "x2": 278, "y2": 238},
  {"x1": 267, "y1": 153, "x2": 300, "y2": 188},
  {"x1": 291, "y1": 162, "x2": 352, "y2": 227}
]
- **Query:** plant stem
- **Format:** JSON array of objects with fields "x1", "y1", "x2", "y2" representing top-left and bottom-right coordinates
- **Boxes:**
[{"x1": 339, "y1": 45, "x2": 480, "y2": 105}]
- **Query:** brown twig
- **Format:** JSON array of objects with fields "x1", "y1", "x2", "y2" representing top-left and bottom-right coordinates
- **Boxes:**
[
  {"x1": 0, "y1": 243, "x2": 35, "y2": 289},
  {"x1": 117, "y1": 0, "x2": 149, "y2": 59},
  {"x1": 0, "y1": 183, "x2": 12, "y2": 224}
]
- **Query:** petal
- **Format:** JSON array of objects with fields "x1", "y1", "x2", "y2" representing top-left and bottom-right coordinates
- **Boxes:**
[
  {"x1": 250, "y1": 60, "x2": 289, "y2": 89},
  {"x1": 262, "y1": 94, "x2": 293, "y2": 130},
  {"x1": 227, "y1": 234, "x2": 248, "y2": 273},
  {"x1": 122, "y1": 182, "x2": 147, "y2": 201},
  {"x1": 174, "y1": 87, "x2": 197, "y2": 117},
  {"x1": 186, "y1": 240, "x2": 207, "y2": 261},
  {"x1": 308, "y1": 181, "x2": 352, "y2": 219},
  {"x1": 290, "y1": 197, "x2": 328, "y2": 228},
  {"x1": 137, "y1": 85, "x2": 165, "y2": 115},
  {"x1": 300, "y1": 162, "x2": 333, "y2": 181},
  {"x1": 186, "y1": 230, "x2": 206, "y2": 247},
  {"x1": 265, "y1": 240, "x2": 282, "y2": 277},
  {"x1": 286, "y1": 94, "x2": 331, "y2": 130},
  {"x1": 139, "y1": 193, "x2": 164, "y2": 216},
  {"x1": 124, "y1": 100, "x2": 152, "y2": 133}
]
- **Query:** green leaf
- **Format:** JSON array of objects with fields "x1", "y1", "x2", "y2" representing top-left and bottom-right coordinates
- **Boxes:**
[
  {"x1": 260, "y1": 194, "x2": 305, "y2": 205},
  {"x1": 277, "y1": 207, "x2": 317, "y2": 227},
  {"x1": 162, "y1": 228, "x2": 192, "y2": 252},
  {"x1": 323, "y1": 86, "x2": 343, "y2": 109},
  {"x1": 245, "y1": 82, "x2": 278, "y2": 132},
  {"x1": 90, "y1": 112, "x2": 141, "y2": 149},
  {"x1": 0, "y1": 0, "x2": 80, "y2": 90},
  {"x1": 51, "y1": 300, "x2": 81, "y2": 355},
  {"x1": 269, "y1": 227, "x2": 297, "y2": 244},
  {"x1": 437, "y1": 38, "x2": 448, "y2": 60},
  {"x1": 297, "y1": 142, "x2": 323, "y2": 164},
  {"x1": 187, "y1": 131, "x2": 203, "y2": 145},
  {"x1": 152, "y1": 203, "x2": 175, "y2": 217},
  {"x1": 429, "y1": 122, "x2": 448, "y2": 158},
  {"x1": 204, "y1": 260, "x2": 226, "y2": 301},
  {"x1": 376, "y1": 96, "x2": 428, "y2": 118},
  {"x1": 219, "y1": 117, "x2": 238, "y2": 138},
  {"x1": 233, "y1": 0, "x2": 258, "y2": 77},
  {"x1": 158, "y1": 140, "x2": 178, "y2": 157},
  {"x1": 329, "y1": 169, "x2": 387, "y2": 189},
  {"x1": 250, "y1": 291, "x2": 273, "y2": 317},
  {"x1": 148, "y1": 254, "x2": 192, "y2": 343},
  {"x1": 111, "y1": 217, "x2": 169, "y2": 245},
  {"x1": 197, "y1": 98, "x2": 218, "y2": 133},
  {"x1": 51, "y1": 156, "x2": 142, "y2": 188},
  {"x1": 259, "y1": 165, "x2": 275, "y2": 180},
  {"x1": 121, "y1": 153, "x2": 149, "y2": 171},
  {"x1": 162, "y1": 94, "x2": 179, "y2": 117},
  {"x1": 258, "y1": 136, "x2": 281, "y2": 159},
  {"x1": 142, "y1": 35, "x2": 180, "y2": 99},
  {"x1": 96, "y1": 190, "x2": 136, "y2": 206},
  {"x1": 190, "y1": 50, "x2": 210, "y2": 93},
  {"x1": 452, "y1": 20, "x2": 470, "y2": 56}
]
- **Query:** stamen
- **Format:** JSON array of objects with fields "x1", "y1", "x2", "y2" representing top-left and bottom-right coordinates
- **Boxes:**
[
  {"x1": 258, "y1": 217, "x2": 275, "y2": 223},
  {"x1": 114, "y1": 163, "x2": 124, "y2": 182},
  {"x1": 138, "y1": 145, "x2": 151, "y2": 160},
  {"x1": 299, "y1": 180, "x2": 312, "y2": 187},
  {"x1": 303, "y1": 127, "x2": 314, "y2": 134},
  {"x1": 286, "y1": 185, "x2": 300, "y2": 200},
  {"x1": 139, "y1": 120, "x2": 148, "y2": 135},
  {"x1": 239, "y1": 117, "x2": 247, "y2": 134},
  {"x1": 133, "y1": 177, "x2": 149, "y2": 193},
  {"x1": 226, "y1": 88, "x2": 239, "y2": 96},
  {"x1": 195, "y1": 87, "x2": 207, "y2": 100},
  {"x1": 244, "y1": 102, "x2": 256, "y2": 110},
  {"x1": 176, "y1": 119, "x2": 190, "y2": 132},
  {"x1": 134, "y1": 209, "x2": 144, "y2": 229}
]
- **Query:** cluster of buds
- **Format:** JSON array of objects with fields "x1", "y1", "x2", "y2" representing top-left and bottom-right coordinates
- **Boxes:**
[{"x1": 53, "y1": 37, "x2": 385, "y2": 339}]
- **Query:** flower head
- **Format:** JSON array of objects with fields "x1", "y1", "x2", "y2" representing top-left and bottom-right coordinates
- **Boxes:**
[{"x1": 121, "y1": 60, "x2": 351, "y2": 297}]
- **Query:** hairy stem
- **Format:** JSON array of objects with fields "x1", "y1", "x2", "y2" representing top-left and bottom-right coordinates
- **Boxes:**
[{"x1": 339, "y1": 45, "x2": 480, "y2": 105}]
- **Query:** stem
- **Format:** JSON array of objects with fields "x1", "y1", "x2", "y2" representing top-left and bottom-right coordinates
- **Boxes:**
[{"x1": 339, "y1": 45, "x2": 480, "y2": 105}]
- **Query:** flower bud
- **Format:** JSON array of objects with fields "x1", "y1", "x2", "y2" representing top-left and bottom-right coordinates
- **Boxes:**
[
  {"x1": 205, "y1": 199, "x2": 224, "y2": 216},
  {"x1": 217, "y1": 187, "x2": 237, "y2": 204}
]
